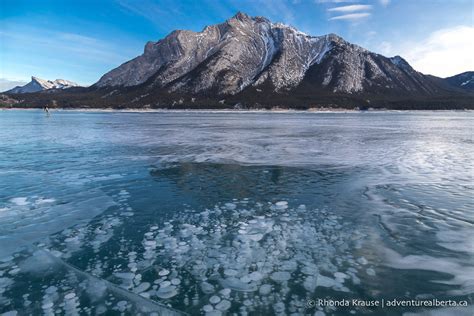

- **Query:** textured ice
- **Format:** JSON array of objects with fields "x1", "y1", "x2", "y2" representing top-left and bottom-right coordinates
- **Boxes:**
[
  {"x1": 270, "y1": 271, "x2": 291, "y2": 282},
  {"x1": 73, "y1": 200, "x2": 366, "y2": 313},
  {"x1": 382, "y1": 248, "x2": 474, "y2": 295},
  {"x1": 0, "y1": 191, "x2": 115, "y2": 258}
]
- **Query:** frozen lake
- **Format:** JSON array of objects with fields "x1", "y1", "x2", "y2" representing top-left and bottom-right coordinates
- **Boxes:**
[{"x1": 0, "y1": 110, "x2": 473, "y2": 315}]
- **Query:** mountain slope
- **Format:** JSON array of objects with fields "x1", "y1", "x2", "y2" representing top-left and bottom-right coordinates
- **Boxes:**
[
  {"x1": 6, "y1": 77, "x2": 80, "y2": 93},
  {"x1": 444, "y1": 72, "x2": 474, "y2": 91}
]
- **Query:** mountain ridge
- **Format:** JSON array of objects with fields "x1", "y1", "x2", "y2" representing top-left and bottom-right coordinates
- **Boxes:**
[
  {"x1": 2, "y1": 12, "x2": 473, "y2": 110},
  {"x1": 6, "y1": 76, "x2": 80, "y2": 94}
]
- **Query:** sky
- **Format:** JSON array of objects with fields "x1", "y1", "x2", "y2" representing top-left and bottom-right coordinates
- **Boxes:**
[{"x1": 1, "y1": 0, "x2": 473, "y2": 91}]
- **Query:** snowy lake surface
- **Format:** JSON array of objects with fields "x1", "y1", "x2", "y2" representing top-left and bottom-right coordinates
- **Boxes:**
[{"x1": 0, "y1": 110, "x2": 473, "y2": 315}]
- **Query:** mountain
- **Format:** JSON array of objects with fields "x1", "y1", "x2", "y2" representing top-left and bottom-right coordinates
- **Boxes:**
[
  {"x1": 95, "y1": 12, "x2": 439, "y2": 96},
  {"x1": 3, "y1": 12, "x2": 473, "y2": 109},
  {"x1": 6, "y1": 76, "x2": 80, "y2": 93},
  {"x1": 444, "y1": 72, "x2": 474, "y2": 91}
]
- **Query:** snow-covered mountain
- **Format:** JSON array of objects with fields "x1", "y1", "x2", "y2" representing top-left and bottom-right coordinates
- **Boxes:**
[
  {"x1": 6, "y1": 77, "x2": 80, "y2": 93},
  {"x1": 95, "y1": 12, "x2": 439, "y2": 96}
]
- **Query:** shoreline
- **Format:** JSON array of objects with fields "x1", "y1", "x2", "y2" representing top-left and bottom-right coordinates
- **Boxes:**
[{"x1": 1, "y1": 107, "x2": 473, "y2": 113}]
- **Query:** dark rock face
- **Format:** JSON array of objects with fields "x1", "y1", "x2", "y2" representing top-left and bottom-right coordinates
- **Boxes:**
[{"x1": 444, "y1": 72, "x2": 474, "y2": 91}]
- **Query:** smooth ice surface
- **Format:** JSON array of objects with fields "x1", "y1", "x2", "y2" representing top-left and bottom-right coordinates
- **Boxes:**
[{"x1": 0, "y1": 110, "x2": 472, "y2": 315}]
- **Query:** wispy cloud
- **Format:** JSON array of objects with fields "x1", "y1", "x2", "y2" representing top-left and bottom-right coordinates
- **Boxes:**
[
  {"x1": 329, "y1": 12, "x2": 371, "y2": 20},
  {"x1": 0, "y1": 78, "x2": 28, "y2": 92},
  {"x1": 328, "y1": 4, "x2": 372, "y2": 12},
  {"x1": 394, "y1": 25, "x2": 474, "y2": 77},
  {"x1": 379, "y1": 0, "x2": 390, "y2": 6},
  {"x1": 1, "y1": 27, "x2": 137, "y2": 65}
]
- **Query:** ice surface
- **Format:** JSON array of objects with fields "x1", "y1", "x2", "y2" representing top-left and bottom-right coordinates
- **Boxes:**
[{"x1": 1, "y1": 111, "x2": 472, "y2": 315}]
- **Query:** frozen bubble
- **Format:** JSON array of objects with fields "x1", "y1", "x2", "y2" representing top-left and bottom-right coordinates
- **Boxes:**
[
  {"x1": 301, "y1": 265, "x2": 318, "y2": 275},
  {"x1": 247, "y1": 233, "x2": 264, "y2": 241},
  {"x1": 316, "y1": 275, "x2": 338, "y2": 288},
  {"x1": 35, "y1": 198, "x2": 56, "y2": 205},
  {"x1": 366, "y1": 268, "x2": 376, "y2": 276},
  {"x1": 45, "y1": 286, "x2": 58, "y2": 294},
  {"x1": 259, "y1": 284, "x2": 272, "y2": 295},
  {"x1": 171, "y1": 278, "x2": 181, "y2": 285},
  {"x1": 156, "y1": 285, "x2": 177, "y2": 299},
  {"x1": 64, "y1": 292, "x2": 76, "y2": 300},
  {"x1": 315, "y1": 311, "x2": 326, "y2": 316},
  {"x1": 303, "y1": 276, "x2": 317, "y2": 292},
  {"x1": 275, "y1": 201, "x2": 288, "y2": 209},
  {"x1": 334, "y1": 272, "x2": 348, "y2": 279},
  {"x1": 357, "y1": 257, "x2": 368, "y2": 265},
  {"x1": 144, "y1": 240, "x2": 156, "y2": 247},
  {"x1": 215, "y1": 299, "x2": 231, "y2": 311},
  {"x1": 209, "y1": 295, "x2": 221, "y2": 304},
  {"x1": 42, "y1": 302, "x2": 54, "y2": 309},
  {"x1": 220, "y1": 288, "x2": 231, "y2": 296},
  {"x1": 273, "y1": 302, "x2": 285, "y2": 313},
  {"x1": 249, "y1": 271, "x2": 263, "y2": 281},
  {"x1": 203, "y1": 305, "x2": 214, "y2": 312},
  {"x1": 206, "y1": 311, "x2": 222, "y2": 316},
  {"x1": 134, "y1": 282, "x2": 151, "y2": 293},
  {"x1": 1, "y1": 311, "x2": 18, "y2": 316},
  {"x1": 10, "y1": 197, "x2": 29, "y2": 206},
  {"x1": 8, "y1": 268, "x2": 20, "y2": 275},
  {"x1": 158, "y1": 269, "x2": 170, "y2": 276},
  {"x1": 116, "y1": 301, "x2": 128, "y2": 312},
  {"x1": 160, "y1": 281, "x2": 171, "y2": 288},
  {"x1": 224, "y1": 269, "x2": 238, "y2": 277},
  {"x1": 224, "y1": 203, "x2": 236, "y2": 210},
  {"x1": 201, "y1": 281, "x2": 215, "y2": 294},
  {"x1": 270, "y1": 271, "x2": 291, "y2": 282}
]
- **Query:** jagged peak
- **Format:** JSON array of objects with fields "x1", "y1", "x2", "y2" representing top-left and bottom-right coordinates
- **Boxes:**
[
  {"x1": 232, "y1": 11, "x2": 252, "y2": 22},
  {"x1": 390, "y1": 55, "x2": 411, "y2": 68}
]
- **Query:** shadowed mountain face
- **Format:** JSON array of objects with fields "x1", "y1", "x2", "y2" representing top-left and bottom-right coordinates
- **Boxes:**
[
  {"x1": 3, "y1": 12, "x2": 473, "y2": 109},
  {"x1": 444, "y1": 72, "x2": 474, "y2": 91}
]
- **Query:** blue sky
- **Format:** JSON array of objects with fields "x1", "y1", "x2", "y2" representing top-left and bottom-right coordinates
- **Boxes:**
[{"x1": 1, "y1": 0, "x2": 473, "y2": 90}]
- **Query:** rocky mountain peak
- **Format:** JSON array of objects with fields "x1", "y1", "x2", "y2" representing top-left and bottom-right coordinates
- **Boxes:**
[
  {"x1": 6, "y1": 76, "x2": 80, "y2": 94},
  {"x1": 94, "y1": 12, "x2": 442, "y2": 97}
]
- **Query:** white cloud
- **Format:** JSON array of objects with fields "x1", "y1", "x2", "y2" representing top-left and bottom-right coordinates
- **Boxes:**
[
  {"x1": 400, "y1": 25, "x2": 474, "y2": 77},
  {"x1": 328, "y1": 4, "x2": 372, "y2": 12},
  {"x1": 329, "y1": 12, "x2": 371, "y2": 20}
]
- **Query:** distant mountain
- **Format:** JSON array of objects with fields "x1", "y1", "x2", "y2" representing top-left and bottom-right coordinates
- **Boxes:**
[
  {"x1": 444, "y1": 72, "x2": 474, "y2": 91},
  {"x1": 3, "y1": 12, "x2": 473, "y2": 109},
  {"x1": 6, "y1": 76, "x2": 80, "y2": 93}
]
